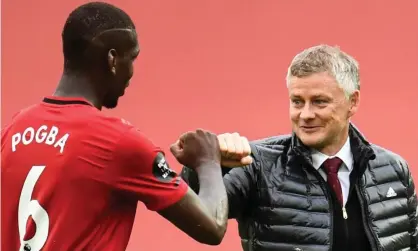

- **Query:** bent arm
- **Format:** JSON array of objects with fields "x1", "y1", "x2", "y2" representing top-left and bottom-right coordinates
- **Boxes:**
[
  {"x1": 159, "y1": 162, "x2": 228, "y2": 245},
  {"x1": 112, "y1": 128, "x2": 228, "y2": 245},
  {"x1": 181, "y1": 163, "x2": 257, "y2": 219},
  {"x1": 180, "y1": 165, "x2": 231, "y2": 194}
]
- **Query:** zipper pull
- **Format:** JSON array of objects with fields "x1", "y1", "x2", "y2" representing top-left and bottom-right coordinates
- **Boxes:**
[{"x1": 342, "y1": 207, "x2": 348, "y2": 219}]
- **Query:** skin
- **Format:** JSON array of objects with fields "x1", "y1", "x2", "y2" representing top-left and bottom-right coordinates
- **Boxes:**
[
  {"x1": 288, "y1": 72, "x2": 360, "y2": 156},
  {"x1": 54, "y1": 28, "x2": 229, "y2": 245}
]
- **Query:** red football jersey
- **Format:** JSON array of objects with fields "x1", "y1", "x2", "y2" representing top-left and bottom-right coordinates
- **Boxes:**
[{"x1": 1, "y1": 96, "x2": 188, "y2": 251}]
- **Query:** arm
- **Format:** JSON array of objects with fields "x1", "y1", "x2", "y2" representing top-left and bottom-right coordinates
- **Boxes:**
[
  {"x1": 180, "y1": 165, "x2": 231, "y2": 194},
  {"x1": 181, "y1": 162, "x2": 257, "y2": 219},
  {"x1": 113, "y1": 128, "x2": 227, "y2": 245},
  {"x1": 159, "y1": 162, "x2": 227, "y2": 245}
]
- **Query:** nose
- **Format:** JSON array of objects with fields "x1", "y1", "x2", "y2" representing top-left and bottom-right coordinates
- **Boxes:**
[{"x1": 300, "y1": 104, "x2": 315, "y2": 120}]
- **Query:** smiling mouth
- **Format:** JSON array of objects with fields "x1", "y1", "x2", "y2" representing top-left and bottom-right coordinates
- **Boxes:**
[{"x1": 300, "y1": 126, "x2": 321, "y2": 132}]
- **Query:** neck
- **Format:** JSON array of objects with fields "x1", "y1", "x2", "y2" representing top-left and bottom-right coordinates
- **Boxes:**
[
  {"x1": 316, "y1": 126, "x2": 350, "y2": 156},
  {"x1": 54, "y1": 73, "x2": 102, "y2": 110}
]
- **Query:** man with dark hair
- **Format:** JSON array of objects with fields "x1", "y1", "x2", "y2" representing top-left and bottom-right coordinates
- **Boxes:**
[
  {"x1": 1, "y1": 2, "x2": 251, "y2": 251},
  {"x1": 58, "y1": 1, "x2": 138, "y2": 109}
]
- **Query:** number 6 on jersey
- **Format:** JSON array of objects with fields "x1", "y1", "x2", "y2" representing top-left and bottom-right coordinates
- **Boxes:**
[{"x1": 18, "y1": 165, "x2": 49, "y2": 251}]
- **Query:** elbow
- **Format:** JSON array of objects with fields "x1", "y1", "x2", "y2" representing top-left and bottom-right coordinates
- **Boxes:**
[
  {"x1": 209, "y1": 227, "x2": 227, "y2": 246},
  {"x1": 199, "y1": 232, "x2": 225, "y2": 246},
  {"x1": 205, "y1": 237, "x2": 223, "y2": 246},
  {"x1": 197, "y1": 224, "x2": 227, "y2": 246}
]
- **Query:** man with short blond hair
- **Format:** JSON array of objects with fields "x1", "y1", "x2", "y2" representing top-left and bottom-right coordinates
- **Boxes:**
[{"x1": 182, "y1": 44, "x2": 418, "y2": 251}]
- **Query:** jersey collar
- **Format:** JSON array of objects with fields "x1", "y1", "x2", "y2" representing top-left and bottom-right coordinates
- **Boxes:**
[{"x1": 42, "y1": 96, "x2": 93, "y2": 107}]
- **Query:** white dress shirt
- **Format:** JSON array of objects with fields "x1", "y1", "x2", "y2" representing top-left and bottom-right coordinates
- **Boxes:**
[{"x1": 311, "y1": 137, "x2": 353, "y2": 206}]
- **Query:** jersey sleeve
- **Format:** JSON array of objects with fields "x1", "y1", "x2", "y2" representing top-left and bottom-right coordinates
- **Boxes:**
[{"x1": 112, "y1": 127, "x2": 188, "y2": 211}]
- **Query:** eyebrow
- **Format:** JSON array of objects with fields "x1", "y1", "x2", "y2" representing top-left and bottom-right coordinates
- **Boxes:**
[{"x1": 289, "y1": 94, "x2": 331, "y2": 99}]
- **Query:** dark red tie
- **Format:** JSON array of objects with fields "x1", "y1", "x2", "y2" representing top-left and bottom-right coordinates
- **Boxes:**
[{"x1": 323, "y1": 157, "x2": 343, "y2": 206}]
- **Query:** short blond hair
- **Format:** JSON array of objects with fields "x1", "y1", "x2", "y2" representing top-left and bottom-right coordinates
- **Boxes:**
[{"x1": 286, "y1": 45, "x2": 360, "y2": 97}]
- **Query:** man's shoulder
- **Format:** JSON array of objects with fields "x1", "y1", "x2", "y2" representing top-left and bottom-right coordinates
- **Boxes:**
[
  {"x1": 4, "y1": 104, "x2": 40, "y2": 126},
  {"x1": 78, "y1": 112, "x2": 137, "y2": 140},
  {"x1": 115, "y1": 127, "x2": 159, "y2": 152},
  {"x1": 371, "y1": 144, "x2": 406, "y2": 165},
  {"x1": 369, "y1": 144, "x2": 409, "y2": 172},
  {"x1": 22, "y1": 104, "x2": 152, "y2": 154},
  {"x1": 68, "y1": 115, "x2": 159, "y2": 173},
  {"x1": 85, "y1": 115, "x2": 158, "y2": 153},
  {"x1": 6, "y1": 102, "x2": 134, "y2": 134}
]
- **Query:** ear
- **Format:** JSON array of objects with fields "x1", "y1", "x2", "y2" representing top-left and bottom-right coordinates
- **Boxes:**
[
  {"x1": 347, "y1": 90, "x2": 360, "y2": 118},
  {"x1": 107, "y1": 49, "x2": 118, "y2": 76}
]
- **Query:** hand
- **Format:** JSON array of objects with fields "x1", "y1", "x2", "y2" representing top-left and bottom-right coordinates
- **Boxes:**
[
  {"x1": 170, "y1": 129, "x2": 221, "y2": 169},
  {"x1": 218, "y1": 133, "x2": 253, "y2": 168}
]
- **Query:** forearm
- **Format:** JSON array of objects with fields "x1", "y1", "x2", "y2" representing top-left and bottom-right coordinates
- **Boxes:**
[
  {"x1": 181, "y1": 165, "x2": 232, "y2": 194},
  {"x1": 195, "y1": 162, "x2": 228, "y2": 233}
]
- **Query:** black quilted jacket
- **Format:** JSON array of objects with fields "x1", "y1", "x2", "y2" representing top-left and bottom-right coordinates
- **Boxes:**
[{"x1": 181, "y1": 125, "x2": 418, "y2": 251}]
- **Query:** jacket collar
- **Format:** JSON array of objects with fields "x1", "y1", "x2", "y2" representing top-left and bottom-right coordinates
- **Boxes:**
[{"x1": 290, "y1": 123, "x2": 376, "y2": 167}]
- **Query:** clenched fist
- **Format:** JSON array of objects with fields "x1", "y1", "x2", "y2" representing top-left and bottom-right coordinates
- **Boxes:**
[
  {"x1": 218, "y1": 133, "x2": 253, "y2": 168},
  {"x1": 170, "y1": 129, "x2": 221, "y2": 169}
]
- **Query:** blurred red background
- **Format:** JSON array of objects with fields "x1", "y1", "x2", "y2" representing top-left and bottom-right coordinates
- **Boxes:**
[{"x1": 2, "y1": 1, "x2": 418, "y2": 250}]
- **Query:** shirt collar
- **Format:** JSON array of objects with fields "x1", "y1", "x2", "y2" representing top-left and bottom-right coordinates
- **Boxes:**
[{"x1": 311, "y1": 137, "x2": 353, "y2": 171}]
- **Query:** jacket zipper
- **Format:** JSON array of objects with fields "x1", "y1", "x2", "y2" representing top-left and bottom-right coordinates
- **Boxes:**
[
  {"x1": 309, "y1": 166, "x2": 334, "y2": 251},
  {"x1": 342, "y1": 207, "x2": 348, "y2": 219},
  {"x1": 342, "y1": 182, "x2": 357, "y2": 247},
  {"x1": 250, "y1": 223, "x2": 255, "y2": 251},
  {"x1": 356, "y1": 185, "x2": 380, "y2": 251},
  {"x1": 342, "y1": 208, "x2": 350, "y2": 250},
  {"x1": 342, "y1": 176, "x2": 358, "y2": 219}
]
